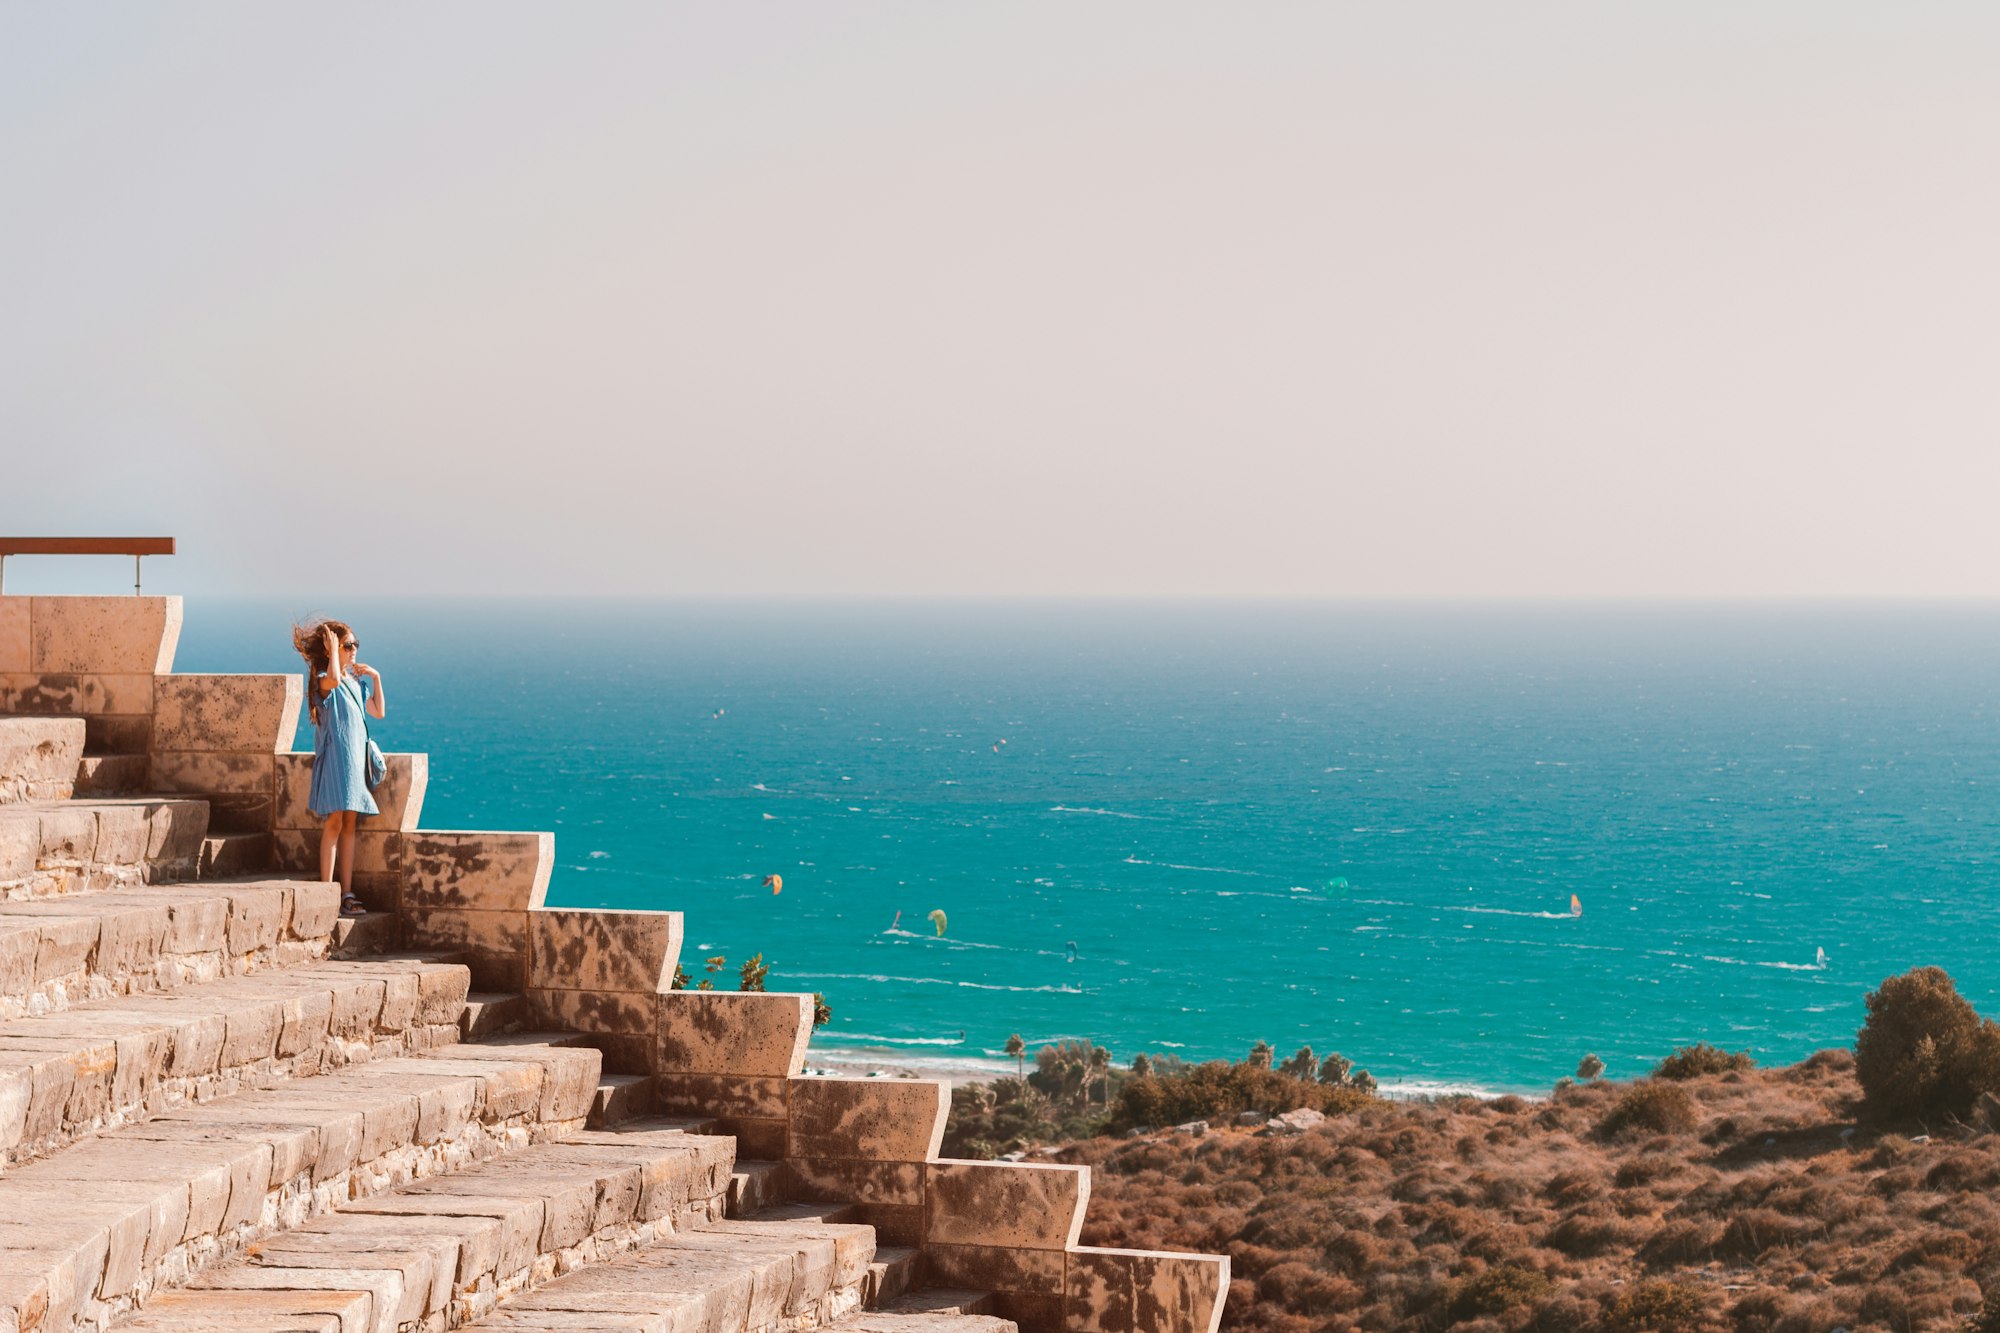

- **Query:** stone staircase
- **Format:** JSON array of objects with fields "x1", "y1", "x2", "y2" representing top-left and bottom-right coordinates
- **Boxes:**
[{"x1": 0, "y1": 593, "x2": 1227, "y2": 1333}]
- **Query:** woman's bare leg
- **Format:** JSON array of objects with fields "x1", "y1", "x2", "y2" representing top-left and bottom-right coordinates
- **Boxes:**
[
  {"x1": 320, "y1": 811, "x2": 342, "y2": 882},
  {"x1": 337, "y1": 811, "x2": 359, "y2": 898}
]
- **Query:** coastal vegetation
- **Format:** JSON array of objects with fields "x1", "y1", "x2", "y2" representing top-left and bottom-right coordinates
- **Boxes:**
[
  {"x1": 955, "y1": 967, "x2": 2000, "y2": 1331},
  {"x1": 942, "y1": 1039, "x2": 1378, "y2": 1158},
  {"x1": 668, "y1": 951, "x2": 831, "y2": 1026}
]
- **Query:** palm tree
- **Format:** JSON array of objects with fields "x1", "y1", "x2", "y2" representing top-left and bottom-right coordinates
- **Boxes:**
[
  {"x1": 1089, "y1": 1045, "x2": 1111, "y2": 1108},
  {"x1": 1005, "y1": 1033, "x2": 1025, "y2": 1080},
  {"x1": 1247, "y1": 1040, "x2": 1274, "y2": 1071}
]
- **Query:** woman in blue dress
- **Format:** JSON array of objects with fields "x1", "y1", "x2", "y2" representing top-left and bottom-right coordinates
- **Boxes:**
[{"x1": 293, "y1": 619, "x2": 385, "y2": 915}]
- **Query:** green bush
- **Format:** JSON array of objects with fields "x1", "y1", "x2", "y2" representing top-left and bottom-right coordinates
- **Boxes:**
[
  {"x1": 1652, "y1": 1042, "x2": 1754, "y2": 1080},
  {"x1": 1854, "y1": 966, "x2": 2000, "y2": 1121},
  {"x1": 1109, "y1": 1059, "x2": 1373, "y2": 1133},
  {"x1": 1449, "y1": 1265, "x2": 1554, "y2": 1320},
  {"x1": 1597, "y1": 1082, "x2": 1700, "y2": 1138}
]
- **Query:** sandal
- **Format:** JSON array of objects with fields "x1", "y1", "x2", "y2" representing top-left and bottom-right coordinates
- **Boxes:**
[{"x1": 340, "y1": 892, "x2": 367, "y2": 917}]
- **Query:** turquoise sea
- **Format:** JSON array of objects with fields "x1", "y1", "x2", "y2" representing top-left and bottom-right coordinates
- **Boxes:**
[{"x1": 176, "y1": 600, "x2": 2000, "y2": 1096}]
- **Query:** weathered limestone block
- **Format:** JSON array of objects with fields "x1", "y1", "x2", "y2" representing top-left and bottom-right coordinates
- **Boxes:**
[
  {"x1": 0, "y1": 718, "x2": 85, "y2": 804},
  {"x1": 652, "y1": 1071, "x2": 789, "y2": 1159},
  {"x1": 274, "y1": 829, "x2": 399, "y2": 878},
  {"x1": 788, "y1": 1076, "x2": 947, "y2": 1162},
  {"x1": 152, "y1": 674, "x2": 301, "y2": 753},
  {"x1": 400, "y1": 830, "x2": 552, "y2": 912},
  {"x1": 0, "y1": 810, "x2": 37, "y2": 880},
  {"x1": 929, "y1": 1241, "x2": 1067, "y2": 1323},
  {"x1": 657, "y1": 990, "x2": 812, "y2": 1077},
  {"x1": 27, "y1": 596, "x2": 181, "y2": 674},
  {"x1": 0, "y1": 597, "x2": 27, "y2": 673},
  {"x1": 927, "y1": 1160, "x2": 1091, "y2": 1249},
  {"x1": 147, "y1": 749, "x2": 274, "y2": 796},
  {"x1": 275, "y1": 752, "x2": 428, "y2": 832},
  {"x1": 789, "y1": 1155, "x2": 927, "y2": 1207},
  {"x1": 115, "y1": 1288, "x2": 372, "y2": 1333},
  {"x1": 142, "y1": 799, "x2": 210, "y2": 868},
  {"x1": 152, "y1": 668, "x2": 298, "y2": 752},
  {"x1": 0, "y1": 672, "x2": 154, "y2": 716},
  {"x1": 84, "y1": 715, "x2": 151, "y2": 757},
  {"x1": 529, "y1": 907, "x2": 680, "y2": 997},
  {"x1": 402, "y1": 907, "x2": 527, "y2": 990},
  {"x1": 1065, "y1": 1246, "x2": 1230, "y2": 1333}
]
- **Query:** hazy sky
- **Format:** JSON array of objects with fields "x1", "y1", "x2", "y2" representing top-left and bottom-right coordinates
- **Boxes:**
[{"x1": 4, "y1": 5, "x2": 1997, "y2": 598}]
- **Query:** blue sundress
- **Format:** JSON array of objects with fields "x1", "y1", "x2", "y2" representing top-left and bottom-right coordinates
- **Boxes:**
[{"x1": 308, "y1": 674, "x2": 380, "y2": 818}]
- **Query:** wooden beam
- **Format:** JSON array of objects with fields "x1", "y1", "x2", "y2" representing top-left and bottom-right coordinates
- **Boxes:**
[{"x1": 0, "y1": 537, "x2": 177, "y2": 557}]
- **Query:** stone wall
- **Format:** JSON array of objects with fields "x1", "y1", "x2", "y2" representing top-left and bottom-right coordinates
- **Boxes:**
[
  {"x1": 649, "y1": 984, "x2": 1230, "y2": 1333},
  {"x1": 0, "y1": 595, "x2": 180, "y2": 755}
]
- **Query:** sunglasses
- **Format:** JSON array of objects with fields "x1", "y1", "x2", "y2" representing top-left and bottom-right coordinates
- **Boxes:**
[{"x1": 341, "y1": 641, "x2": 358, "y2": 651}]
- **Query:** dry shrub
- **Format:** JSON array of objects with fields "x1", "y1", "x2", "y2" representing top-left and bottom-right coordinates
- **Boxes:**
[
  {"x1": 1854, "y1": 966, "x2": 2000, "y2": 1122},
  {"x1": 1655, "y1": 1042, "x2": 1756, "y2": 1081},
  {"x1": 1547, "y1": 1208, "x2": 1644, "y2": 1257},
  {"x1": 1856, "y1": 1282, "x2": 1912, "y2": 1332},
  {"x1": 1472, "y1": 1170, "x2": 1532, "y2": 1209},
  {"x1": 1615, "y1": 1155, "x2": 1684, "y2": 1189},
  {"x1": 1924, "y1": 1151, "x2": 2000, "y2": 1193},
  {"x1": 1869, "y1": 1165, "x2": 1923, "y2": 1199},
  {"x1": 1448, "y1": 1264, "x2": 1555, "y2": 1321},
  {"x1": 1604, "y1": 1279, "x2": 1710, "y2": 1333},
  {"x1": 1716, "y1": 1208, "x2": 1818, "y2": 1261},
  {"x1": 1886, "y1": 1229, "x2": 1980, "y2": 1274},
  {"x1": 1530, "y1": 1294, "x2": 1597, "y2": 1333},
  {"x1": 1255, "y1": 1261, "x2": 1357, "y2": 1316},
  {"x1": 1320, "y1": 1227, "x2": 1384, "y2": 1277},
  {"x1": 1639, "y1": 1219, "x2": 1719, "y2": 1268},
  {"x1": 1967, "y1": 1288, "x2": 2000, "y2": 1333},
  {"x1": 1599, "y1": 1082, "x2": 1701, "y2": 1139},
  {"x1": 1727, "y1": 1289, "x2": 1790, "y2": 1333},
  {"x1": 1545, "y1": 1168, "x2": 1607, "y2": 1207}
]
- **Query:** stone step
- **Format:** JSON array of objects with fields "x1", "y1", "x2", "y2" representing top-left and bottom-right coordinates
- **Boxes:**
[
  {"x1": 587, "y1": 1072, "x2": 653, "y2": 1128},
  {"x1": 0, "y1": 1039, "x2": 602, "y2": 1333},
  {"x1": 726, "y1": 1158, "x2": 789, "y2": 1218},
  {"x1": 199, "y1": 832, "x2": 271, "y2": 879},
  {"x1": 72, "y1": 754, "x2": 149, "y2": 797},
  {"x1": 459, "y1": 991, "x2": 527, "y2": 1040},
  {"x1": 748, "y1": 1200, "x2": 865, "y2": 1226},
  {"x1": 449, "y1": 1210, "x2": 878, "y2": 1333},
  {"x1": 117, "y1": 1117, "x2": 733, "y2": 1333},
  {"x1": 0, "y1": 718, "x2": 85, "y2": 805},
  {"x1": 329, "y1": 911, "x2": 399, "y2": 959},
  {"x1": 0, "y1": 799, "x2": 210, "y2": 900},
  {"x1": 864, "y1": 1245, "x2": 920, "y2": 1308},
  {"x1": 0, "y1": 956, "x2": 470, "y2": 1168},
  {"x1": 0, "y1": 878, "x2": 342, "y2": 1019},
  {"x1": 832, "y1": 1315, "x2": 1016, "y2": 1332},
  {"x1": 885, "y1": 1290, "x2": 1004, "y2": 1317}
]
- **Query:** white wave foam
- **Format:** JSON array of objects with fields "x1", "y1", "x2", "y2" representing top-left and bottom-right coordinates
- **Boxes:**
[
  {"x1": 1051, "y1": 805, "x2": 1146, "y2": 820},
  {"x1": 786, "y1": 971, "x2": 1085, "y2": 995},
  {"x1": 1122, "y1": 856, "x2": 1268, "y2": 878}
]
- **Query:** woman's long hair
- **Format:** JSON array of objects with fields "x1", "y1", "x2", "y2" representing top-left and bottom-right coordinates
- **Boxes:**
[{"x1": 292, "y1": 618, "x2": 353, "y2": 725}]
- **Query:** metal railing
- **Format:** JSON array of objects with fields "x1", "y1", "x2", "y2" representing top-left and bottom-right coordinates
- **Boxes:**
[{"x1": 0, "y1": 537, "x2": 177, "y2": 594}]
